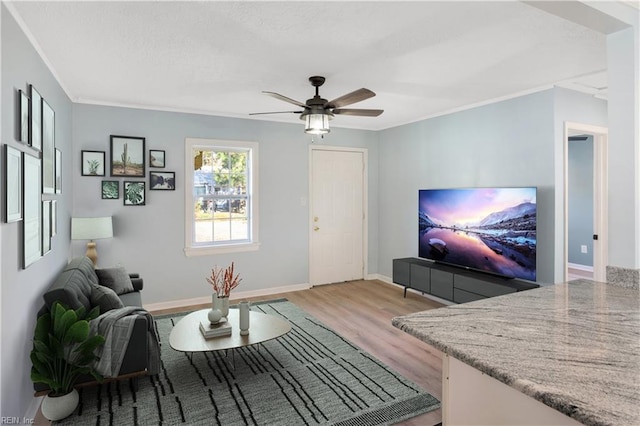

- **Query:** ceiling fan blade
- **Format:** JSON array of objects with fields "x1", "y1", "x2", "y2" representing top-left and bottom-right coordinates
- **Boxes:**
[
  {"x1": 332, "y1": 108, "x2": 384, "y2": 117},
  {"x1": 249, "y1": 110, "x2": 303, "y2": 116},
  {"x1": 263, "y1": 91, "x2": 308, "y2": 108},
  {"x1": 326, "y1": 88, "x2": 375, "y2": 109}
]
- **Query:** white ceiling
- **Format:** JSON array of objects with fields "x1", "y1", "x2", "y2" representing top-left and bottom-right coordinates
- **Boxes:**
[{"x1": 7, "y1": 1, "x2": 615, "y2": 131}]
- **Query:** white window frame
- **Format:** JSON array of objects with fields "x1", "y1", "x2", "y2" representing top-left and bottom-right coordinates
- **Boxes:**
[{"x1": 184, "y1": 137, "x2": 259, "y2": 256}]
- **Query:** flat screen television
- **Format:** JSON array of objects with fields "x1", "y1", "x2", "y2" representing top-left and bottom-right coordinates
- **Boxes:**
[{"x1": 419, "y1": 187, "x2": 536, "y2": 281}]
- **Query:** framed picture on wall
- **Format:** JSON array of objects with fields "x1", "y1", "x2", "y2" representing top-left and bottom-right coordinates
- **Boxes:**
[
  {"x1": 149, "y1": 150, "x2": 165, "y2": 168},
  {"x1": 4, "y1": 145, "x2": 22, "y2": 223},
  {"x1": 42, "y1": 200, "x2": 51, "y2": 255},
  {"x1": 81, "y1": 150, "x2": 105, "y2": 176},
  {"x1": 123, "y1": 181, "x2": 145, "y2": 206},
  {"x1": 19, "y1": 90, "x2": 29, "y2": 143},
  {"x1": 51, "y1": 200, "x2": 57, "y2": 237},
  {"x1": 42, "y1": 100, "x2": 55, "y2": 194},
  {"x1": 150, "y1": 171, "x2": 175, "y2": 190},
  {"x1": 55, "y1": 149, "x2": 62, "y2": 193},
  {"x1": 102, "y1": 180, "x2": 119, "y2": 199},
  {"x1": 111, "y1": 135, "x2": 145, "y2": 177},
  {"x1": 29, "y1": 85, "x2": 42, "y2": 151},
  {"x1": 23, "y1": 153, "x2": 42, "y2": 268}
]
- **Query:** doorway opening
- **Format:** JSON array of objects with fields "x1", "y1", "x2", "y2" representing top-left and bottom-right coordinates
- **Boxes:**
[{"x1": 564, "y1": 122, "x2": 608, "y2": 282}]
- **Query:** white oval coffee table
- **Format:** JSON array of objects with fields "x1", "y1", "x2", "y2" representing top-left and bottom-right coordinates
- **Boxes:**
[{"x1": 169, "y1": 308, "x2": 291, "y2": 354}]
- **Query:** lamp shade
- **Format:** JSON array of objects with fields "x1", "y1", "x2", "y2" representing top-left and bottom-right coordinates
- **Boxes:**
[
  {"x1": 71, "y1": 217, "x2": 113, "y2": 240},
  {"x1": 304, "y1": 113, "x2": 330, "y2": 135}
]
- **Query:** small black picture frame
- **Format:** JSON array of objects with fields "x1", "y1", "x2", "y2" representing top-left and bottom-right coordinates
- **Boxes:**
[
  {"x1": 19, "y1": 89, "x2": 29, "y2": 143},
  {"x1": 102, "y1": 180, "x2": 119, "y2": 199},
  {"x1": 81, "y1": 150, "x2": 105, "y2": 176},
  {"x1": 111, "y1": 135, "x2": 145, "y2": 177},
  {"x1": 150, "y1": 171, "x2": 175, "y2": 190},
  {"x1": 123, "y1": 181, "x2": 145, "y2": 206},
  {"x1": 149, "y1": 150, "x2": 165, "y2": 168}
]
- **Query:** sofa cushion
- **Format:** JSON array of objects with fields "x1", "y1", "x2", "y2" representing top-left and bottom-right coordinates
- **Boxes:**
[
  {"x1": 95, "y1": 267, "x2": 135, "y2": 295},
  {"x1": 64, "y1": 256, "x2": 100, "y2": 286},
  {"x1": 90, "y1": 284, "x2": 124, "y2": 313},
  {"x1": 43, "y1": 269, "x2": 93, "y2": 312}
]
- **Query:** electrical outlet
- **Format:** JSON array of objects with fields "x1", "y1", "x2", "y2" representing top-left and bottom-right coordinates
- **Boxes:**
[{"x1": 581, "y1": 245, "x2": 588, "y2": 254}]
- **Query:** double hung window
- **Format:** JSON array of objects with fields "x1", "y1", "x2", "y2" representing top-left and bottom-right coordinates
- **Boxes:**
[{"x1": 184, "y1": 138, "x2": 258, "y2": 255}]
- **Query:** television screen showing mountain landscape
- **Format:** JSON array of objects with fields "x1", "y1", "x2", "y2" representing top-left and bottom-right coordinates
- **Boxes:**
[{"x1": 419, "y1": 187, "x2": 537, "y2": 281}]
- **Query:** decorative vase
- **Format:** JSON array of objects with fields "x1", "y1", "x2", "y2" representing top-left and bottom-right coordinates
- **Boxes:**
[
  {"x1": 208, "y1": 293, "x2": 222, "y2": 324},
  {"x1": 239, "y1": 301, "x2": 250, "y2": 335},
  {"x1": 218, "y1": 296, "x2": 230, "y2": 321},
  {"x1": 41, "y1": 389, "x2": 79, "y2": 421}
]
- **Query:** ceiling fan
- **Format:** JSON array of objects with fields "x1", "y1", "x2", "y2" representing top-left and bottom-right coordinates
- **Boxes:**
[{"x1": 250, "y1": 76, "x2": 384, "y2": 135}]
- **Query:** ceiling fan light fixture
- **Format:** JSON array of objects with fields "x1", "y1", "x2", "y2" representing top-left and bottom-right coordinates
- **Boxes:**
[
  {"x1": 304, "y1": 113, "x2": 330, "y2": 134},
  {"x1": 255, "y1": 76, "x2": 383, "y2": 134}
]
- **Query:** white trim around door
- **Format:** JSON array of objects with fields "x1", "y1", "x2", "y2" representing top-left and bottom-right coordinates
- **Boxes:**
[{"x1": 563, "y1": 122, "x2": 608, "y2": 283}]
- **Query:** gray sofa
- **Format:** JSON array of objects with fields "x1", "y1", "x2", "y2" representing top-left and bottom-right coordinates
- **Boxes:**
[{"x1": 34, "y1": 256, "x2": 156, "y2": 392}]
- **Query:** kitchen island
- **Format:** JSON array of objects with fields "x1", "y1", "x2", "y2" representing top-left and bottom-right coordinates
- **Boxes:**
[{"x1": 392, "y1": 279, "x2": 639, "y2": 425}]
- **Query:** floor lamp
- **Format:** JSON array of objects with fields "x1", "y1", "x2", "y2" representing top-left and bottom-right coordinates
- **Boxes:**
[{"x1": 71, "y1": 216, "x2": 113, "y2": 267}]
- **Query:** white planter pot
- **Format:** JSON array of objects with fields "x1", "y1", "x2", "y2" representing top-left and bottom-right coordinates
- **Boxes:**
[{"x1": 41, "y1": 389, "x2": 79, "y2": 421}]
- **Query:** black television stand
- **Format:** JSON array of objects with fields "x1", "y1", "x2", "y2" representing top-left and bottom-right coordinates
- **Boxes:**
[{"x1": 393, "y1": 258, "x2": 539, "y2": 303}]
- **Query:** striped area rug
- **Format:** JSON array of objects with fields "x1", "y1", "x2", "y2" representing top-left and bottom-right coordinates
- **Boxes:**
[{"x1": 55, "y1": 299, "x2": 440, "y2": 425}]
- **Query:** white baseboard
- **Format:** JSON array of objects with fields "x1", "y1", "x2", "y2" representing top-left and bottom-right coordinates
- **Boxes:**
[
  {"x1": 143, "y1": 283, "x2": 311, "y2": 312},
  {"x1": 366, "y1": 273, "x2": 391, "y2": 283},
  {"x1": 568, "y1": 263, "x2": 594, "y2": 272}
]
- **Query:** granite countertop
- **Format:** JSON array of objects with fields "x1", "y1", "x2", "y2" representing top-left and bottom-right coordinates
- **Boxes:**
[{"x1": 392, "y1": 279, "x2": 640, "y2": 426}]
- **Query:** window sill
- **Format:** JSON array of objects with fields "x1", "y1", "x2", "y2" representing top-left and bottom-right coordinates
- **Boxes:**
[{"x1": 184, "y1": 242, "x2": 260, "y2": 257}]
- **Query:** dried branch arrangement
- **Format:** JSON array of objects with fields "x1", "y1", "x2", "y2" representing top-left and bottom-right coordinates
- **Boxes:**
[{"x1": 207, "y1": 262, "x2": 242, "y2": 297}]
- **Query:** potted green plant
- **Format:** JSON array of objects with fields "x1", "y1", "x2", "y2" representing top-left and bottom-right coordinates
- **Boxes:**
[{"x1": 30, "y1": 302, "x2": 105, "y2": 421}]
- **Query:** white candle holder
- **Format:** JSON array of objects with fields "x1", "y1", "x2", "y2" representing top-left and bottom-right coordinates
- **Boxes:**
[{"x1": 239, "y1": 301, "x2": 250, "y2": 335}]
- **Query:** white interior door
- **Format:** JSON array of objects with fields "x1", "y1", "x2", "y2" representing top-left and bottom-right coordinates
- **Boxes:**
[{"x1": 310, "y1": 148, "x2": 365, "y2": 286}]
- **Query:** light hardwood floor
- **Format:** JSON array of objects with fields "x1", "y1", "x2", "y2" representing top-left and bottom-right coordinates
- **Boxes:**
[
  {"x1": 567, "y1": 266, "x2": 593, "y2": 281},
  {"x1": 36, "y1": 280, "x2": 444, "y2": 425}
]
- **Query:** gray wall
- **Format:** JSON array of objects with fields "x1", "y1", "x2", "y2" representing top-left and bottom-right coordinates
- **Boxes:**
[
  {"x1": 568, "y1": 136, "x2": 594, "y2": 266},
  {"x1": 376, "y1": 88, "x2": 607, "y2": 285},
  {"x1": 552, "y1": 88, "x2": 607, "y2": 280},
  {"x1": 377, "y1": 90, "x2": 557, "y2": 284},
  {"x1": 1, "y1": 5, "x2": 74, "y2": 419},
  {"x1": 71, "y1": 104, "x2": 379, "y2": 304}
]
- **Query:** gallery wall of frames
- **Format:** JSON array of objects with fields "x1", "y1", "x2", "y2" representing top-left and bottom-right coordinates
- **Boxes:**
[
  {"x1": 81, "y1": 135, "x2": 175, "y2": 206},
  {"x1": 4, "y1": 84, "x2": 61, "y2": 268},
  {"x1": 5, "y1": 85, "x2": 176, "y2": 269}
]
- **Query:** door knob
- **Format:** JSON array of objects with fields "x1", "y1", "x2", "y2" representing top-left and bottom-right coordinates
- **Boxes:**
[
  {"x1": 314, "y1": 216, "x2": 319, "y2": 222},
  {"x1": 314, "y1": 226, "x2": 320, "y2": 231}
]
